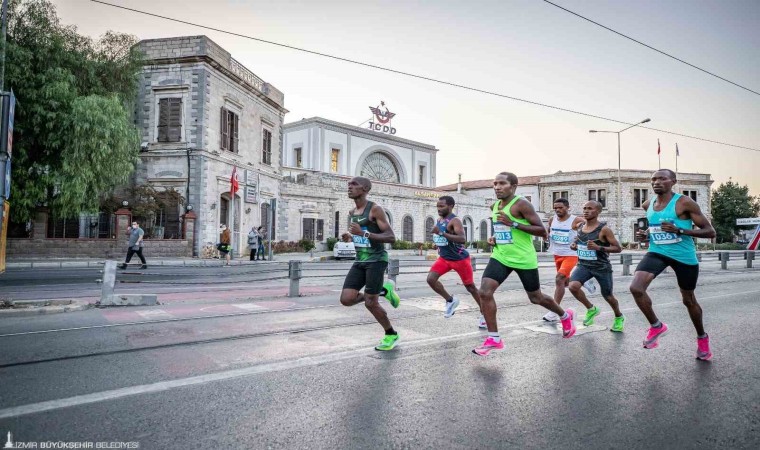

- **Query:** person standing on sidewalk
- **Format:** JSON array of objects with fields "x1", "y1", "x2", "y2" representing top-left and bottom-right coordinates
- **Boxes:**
[
  {"x1": 219, "y1": 224, "x2": 232, "y2": 267},
  {"x1": 247, "y1": 226, "x2": 260, "y2": 261},
  {"x1": 120, "y1": 220, "x2": 146, "y2": 269},
  {"x1": 257, "y1": 226, "x2": 267, "y2": 261}
]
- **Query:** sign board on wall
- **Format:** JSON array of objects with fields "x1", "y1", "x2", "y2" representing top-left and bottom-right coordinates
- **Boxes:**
[
  {"x1": 245, "y1": 169, "x2": 255, "y2": 185},
  {"x1": 244, "y1": 186, "x2": 257, "y2": 203}
]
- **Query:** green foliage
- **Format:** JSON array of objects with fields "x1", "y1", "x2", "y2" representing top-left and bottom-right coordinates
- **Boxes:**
[
  {"x1": 474, "y1": 240, "x2": 493, "y2": 252},
  {"x1": 270, "y1": 240, "x2": 314, "y2": 253},
  {"x1": 7, "y1": 0, "x2": 143, "y2": 220},
  {"x1": 326, "y1": 237, "x2": 338, "y2": 251},
  {"x1": 298, "y1": 238, "x2": 316, "y2": 252},
  {"x1": 696, "y1": 243, "x2": 746, "y2": 251},
  {"x1": 391, "y1": 240, "x2": 412, "y2": 250},
  {"x1": 711, "y1": 181, "x2": 760, "y2": 243}
]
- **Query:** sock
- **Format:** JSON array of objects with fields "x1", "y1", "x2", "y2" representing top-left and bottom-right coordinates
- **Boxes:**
[
  {"x1": 379, "y1": 288, "x2": 388, "y2": 296},
  {"x1": 589, "y1": 304, "x2": 596, "y2": 311},
  {"x1": 651, "y1": 320, "x2": 662, "y2": 328},
  {"x1": 385, "y1": 327, "x2": 397, "y2": 336},
  {"x1": 561, "y1": 312, "x2": 569, "y2": 320},
  {"x1": 488, "y1": 331, "x2": 501, "y2": 343},
  {"x1": 446, "y1": 296, "x2": 453, "y2": 303},
  {"x1": 698, "y1": 333, "x2": 708, "y2": 339}
]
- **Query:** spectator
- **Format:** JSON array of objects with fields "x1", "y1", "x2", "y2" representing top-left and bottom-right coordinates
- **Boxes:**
[
  {"x1": 247, "y1": 226, "x2": 260, "y2": 261},
  {"x1": 219, "y1": 224, "x2": 232, "y2": 266},
  {"x1": 257, "y1": 226, "x2": 267, "y2": 260}
]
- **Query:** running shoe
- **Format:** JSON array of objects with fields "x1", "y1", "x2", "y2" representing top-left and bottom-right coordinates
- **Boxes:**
[
  {"x1": 444, "y1": 297, "x2": 460, "y2": 318},
  {"x1": 696, "y1": 335, "x2": 713, "y2": 361},
  {"x1": 583, "y1": 279, "x2": 597, "y2": 294},
  {"x1": 610, "y1": 315, "x2": 625, "y2": 332},
  {"x1": 472, "y1": 337, "x2": 504, "y2": 356},
  {"x1": 382, "y1": 281, "x2": 401, "y2": 308},
  {"x1": 375, "y1": 334, "x2": 400, "y2": 351},
  {"x1": 478, "y1": 315, "x2": 487, "y2": 329},
  {"x1": 643, "y1": 323, "x2": 669, "y2": 349},
  {"x1": 582, "y1": 306, "x2": 600, "y2": 326},
  {"x1": 542, "y1": 311, "x2": 560, "y2": 322},
  {"x1": 561, "y1": 308, "x2": 576, "y2": 338}
]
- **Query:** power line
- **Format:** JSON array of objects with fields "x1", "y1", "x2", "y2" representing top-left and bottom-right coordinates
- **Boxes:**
[
  {"x1": 90, "y1": 0, "x2": 760, "y2": 153},
  {"x1": 542, "y1": 0, "x2": 760, "y2": 97}
]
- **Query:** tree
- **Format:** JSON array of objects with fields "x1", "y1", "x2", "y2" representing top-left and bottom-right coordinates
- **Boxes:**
[
  {"x1": 6, "y1": 0, "x2": 143, "y2": 221},
  {"x1": 711, "y1": 181, "x2": 760, "y2": 243}
]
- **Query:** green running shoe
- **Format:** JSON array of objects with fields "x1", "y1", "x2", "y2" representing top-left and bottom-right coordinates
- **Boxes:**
[
  {"x1": 583, "y1": 306, "x2": 601, "y2": 326},
  {"x1": 375, "y1": 334, "x2": 399, "y2": 351},
  {"x1": 383, "y1": 280, "x2": 400, "y2": 308},
  {"x1": 611, "y1": 315, "x2": 625, "y2": 332}
]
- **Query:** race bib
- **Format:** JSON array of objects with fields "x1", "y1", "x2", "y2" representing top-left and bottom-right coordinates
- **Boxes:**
[
  {"x1": 649, "y1": 226, "x2": 681, "y2": 245},
  {"x1": 352, "y1": 226, "x2": 370, "y2": 248},
  {"x1": 577, "y1": 243, "x2": 597, "y2": 261},
  {"x1": 432, "y1": 233, "x2": 449, "y2": 247},
  {"x1": 493, "y1": 222, "x2": 513, "y2": 245},
  {"x1": 551, "y1": 230, "x2": 570, "y2": 244}
]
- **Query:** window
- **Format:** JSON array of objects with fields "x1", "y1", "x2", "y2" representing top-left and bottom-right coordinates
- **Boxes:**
[
  {"x1": 425, "y1": 217, "x2": 435, "y2": 242},
  {"x1": 360, "y1": 152, "x2": 400, "y2": 183},
  {"x1": 294, "y1": 147, "x2": 302, "y2": 168},
  {"x1": 634, "y1": 188, "x2": 649, "y2": 208},
  {"x1": 403, "y1": 216, "x2": 414, "y2": 242},
  {"x1": 47, "y1": 215, "x2": 80, "y2": 238},
  {"x1": 683, "y1": 190, "x2": 698, "y2": 201},
  {"x1": 262, "y1": 129, "x2": 272, "y2": 165},
  {"x1": 331, "y1": 149, "x2": 340, "y2": 172},
  {"x1": 463, "y1": 217, "x2": 473, "y2": 242},
  {"x1": 588, "y1": 189, "x2": 607, "y2": 208},
  {"x1": 157, "y1": 98, "x2": 182, "y2": 143},
  {"x1": 418, "y1": 165, "x2": 426, "y2": 185},
  {"x1": 552, "y1": 191, "x2": 569, "y2": 202},
  {"x1": 302, "y1": 219, "x2": 323, "y2": 241},
  {"x1": 480, "y1": 220, "x2": 489, "y2": 241},
  {"x1": 334, "y1": 211, "x2": 340, "y2": 238},
  {"x1": 220, "y1": 108, "x2": 239, "y2": 152}
]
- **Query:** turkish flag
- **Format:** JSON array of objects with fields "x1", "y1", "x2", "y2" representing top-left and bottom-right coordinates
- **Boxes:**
[
  {"x1": 657, "y1": 139, "x2": 661, "y2": 155},
  {"x1": 231, "y1": 166, "x2": 239, "y2": 195}
]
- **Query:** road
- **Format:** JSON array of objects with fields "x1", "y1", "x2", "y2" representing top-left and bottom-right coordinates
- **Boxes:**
[{"x1": 0, "y1": 259, "x2": 758, "y2": 449}]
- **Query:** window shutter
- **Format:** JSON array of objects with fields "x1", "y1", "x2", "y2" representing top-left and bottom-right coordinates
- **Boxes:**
[
  {"x1": 158, "y1": 99, "x2": 169, "y2": 142},
  {"x1": 167, "y1": 98, "x2": 182, "y2": 142},
  {"x1": 232, "y1": 113, "x2": 239, "y2": 153},
  {"x1": 317, "y1": 219, "x2": 324, "y2": 241},
  {"x1": 220, "y1": 108, "x2": 229, "y2": 151}
]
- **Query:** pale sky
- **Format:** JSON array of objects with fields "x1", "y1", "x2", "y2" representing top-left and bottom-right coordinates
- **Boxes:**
[{"x1": 53, "y1": 0, "x2": 760, "y2": 193}]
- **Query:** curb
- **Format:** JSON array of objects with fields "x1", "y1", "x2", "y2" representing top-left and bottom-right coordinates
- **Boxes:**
[{"x1": 0, "y1": 301, "x2": 93, "y2": 318}]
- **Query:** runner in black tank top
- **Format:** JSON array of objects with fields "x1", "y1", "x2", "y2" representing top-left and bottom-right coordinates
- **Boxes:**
[
  {"x1": 426, "y1": 196, "x2": 482, "y2": 322},
  {"x1": 339, "y1": 177, "x2": 403, "y2": 352},
  {"x1": 568, "y1": 201, "x2": 625, "y2": 331}
]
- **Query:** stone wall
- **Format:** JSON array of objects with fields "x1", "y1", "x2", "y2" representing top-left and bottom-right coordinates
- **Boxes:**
[{"x1": 6, "y1": 239, "x2": 193, "y2": 259}]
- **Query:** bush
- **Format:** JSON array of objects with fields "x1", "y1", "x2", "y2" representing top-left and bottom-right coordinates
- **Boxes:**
[
  {"x1": 298, "y1": 238, "x2": 316, "y2": 252},
  {"x1": 392, "y1": 240, "x2": 412, "y2": 250},
  {"x1": 474, "y1": 240, "x2": 493, "y2": 252},
  {"x1": 326, "y1": 237, "x2": 338, "y2": 251},
  {"x1": 697, "y1": 243, "x2": 745, "y2": 251},
  {"x1": 271, "y1": 240, "x2": 306, "y2": 253}
]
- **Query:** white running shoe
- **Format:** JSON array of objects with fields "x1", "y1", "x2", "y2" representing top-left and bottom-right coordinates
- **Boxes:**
[
  {"x1": 444, "y1": 297, "x2": 460, "y2": 318},
  {"x1": 478, "y1": 315, "x2": 487, "y2": 329},
  {"x1": 583, "y1": 279, "x2": 597, "y2": 295},
  {"x1": 542, "y1": 311, "x2": 560, "y2": 322}
]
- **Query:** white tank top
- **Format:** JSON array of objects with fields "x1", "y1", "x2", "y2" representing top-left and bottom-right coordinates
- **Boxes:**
[{"x1": 549, "y1": 214, "x2": 578, "y2": 257}]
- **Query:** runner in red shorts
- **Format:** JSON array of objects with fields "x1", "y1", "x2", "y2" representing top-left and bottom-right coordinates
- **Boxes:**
[{"x1": 426, "y1": 196, "x2": 482, "y2": 325}]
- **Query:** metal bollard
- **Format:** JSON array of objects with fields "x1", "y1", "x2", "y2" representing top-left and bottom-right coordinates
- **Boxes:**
[
  {"x1": 720, "y1": 252, "x2": 729, "y2": 270},
  {"x1": 288, "y1": 260, "x2": 302, "y2": 297},
  {"x1": 471, "y1": 257, "x2": 477, "y2": 272},
  {"x1": 100, "y1": 260, "x2": 117, "y2": 304},
  {"x1": 387, "y1": 258, "x2": 400, "y2": 284},
  {"x1": 746, "y1": 251, "x2": 755, "y2": 269},
  {"x1": 621, "y1": 254, "x2": 633, "y2": 276}
]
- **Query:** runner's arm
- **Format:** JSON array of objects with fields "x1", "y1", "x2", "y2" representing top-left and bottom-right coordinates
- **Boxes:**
[
  {"x1": 369, "y1": 205, "x2": 396, "y2": 244},
  {"x1": 599, "y1": 226, "x2": 622, "y2": 254},
  {"x1": 445, "y1": 217, "x2": 466, "y2": 244},
  {"x1": 516, "y1": 200, "x2": 548, "y2": 239},
  {"x1": 680, "y1": 196, "x2": 716, "y2": 239},
  {"x1": 572, "y1": 216, "x2": 585, "y2": 230}
]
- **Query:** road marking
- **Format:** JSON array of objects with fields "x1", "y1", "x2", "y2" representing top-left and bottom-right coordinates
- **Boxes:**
[{"x1": 135, "y1": 310, "x2": 173, "y2": 320}]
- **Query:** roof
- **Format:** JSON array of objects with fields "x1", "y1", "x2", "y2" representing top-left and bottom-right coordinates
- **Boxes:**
[
  {"x1": 283, "y1": 117, "x2": 437, "y2": 151},
  {"x1": 438, "y1": 176, "x2": 541, "y2": 191}
]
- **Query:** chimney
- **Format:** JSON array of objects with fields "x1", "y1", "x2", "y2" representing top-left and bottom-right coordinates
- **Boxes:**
[{"x1": 457, "y1": 173, "x2": 462, "y2": 193}]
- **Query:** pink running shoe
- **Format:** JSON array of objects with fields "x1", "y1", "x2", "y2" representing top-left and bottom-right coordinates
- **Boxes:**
[
  {"x1": 643, "y1": 323, "x2": 669, "y2": 349},
  {"x1": 696, "y1": 335, "x2": 713, "y2": 361},
  {"x1": 472, "y1": 337, "x2": 504, "y2": 356},
  {"x1": 561, "y1": 308, "x2": 576, "y2": 338}
]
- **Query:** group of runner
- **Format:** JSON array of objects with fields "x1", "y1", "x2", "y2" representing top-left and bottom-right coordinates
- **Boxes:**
[{"x1": 338, "y1": 169, "x2": 715, "y2": 361}]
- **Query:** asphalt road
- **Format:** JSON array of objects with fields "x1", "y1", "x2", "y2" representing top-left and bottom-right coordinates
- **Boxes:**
[{"x1": 0, "y1": 260, "x2": 758, "y2": 449}]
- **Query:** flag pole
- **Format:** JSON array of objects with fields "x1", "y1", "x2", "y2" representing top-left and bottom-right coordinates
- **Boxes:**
[{"x1": 675, "y1": 143, "x2": 679, "y2": 180}]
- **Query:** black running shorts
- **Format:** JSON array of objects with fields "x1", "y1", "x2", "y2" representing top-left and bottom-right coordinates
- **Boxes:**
[
  {"x1": 342, "y1": 261, "x2": 388, "y2": 295},
  {"x1": 635, "y1": 252, "x2": 699, "y2": 291},
  {"x1": 482, "y1": 258, "x2": 541, "y2": 292},
  {"x1": 570, "y1": 265, "x2": 614, "y2": 297}
]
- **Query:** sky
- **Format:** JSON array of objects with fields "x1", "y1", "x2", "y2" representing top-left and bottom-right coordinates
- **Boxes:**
[{"x1": 52, "y1": 0, "x2": 760, "y2": 193}]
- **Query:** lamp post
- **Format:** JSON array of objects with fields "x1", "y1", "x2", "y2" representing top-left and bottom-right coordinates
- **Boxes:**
[{"x1": 589, "y1": 118, "x2": 651, "y2": 239}]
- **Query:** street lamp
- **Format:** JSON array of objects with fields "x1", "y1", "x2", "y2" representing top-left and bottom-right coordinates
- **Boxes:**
[{"x1": 589, "y1": 118, "x2": 651, "y2": 239}]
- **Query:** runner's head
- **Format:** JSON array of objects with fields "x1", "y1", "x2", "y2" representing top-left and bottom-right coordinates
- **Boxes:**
[
  {"x1": 437, "y1": 196, "x2": 455, "y2": 217},
  {"x1": 651, "y1": 169, "x2": 677, "y2": 195},
  {"x1": 553, "y1": 198, "x2": 570, "y2": 219},
  {"x1": 582, "y1": 201, "x2": 602, "y2": 221},
  {"x1": 348, "y1": 177, "x2": 372, "y2": 199},
  {"x1": 493, "y1": 172, "x2": 518, "y2": 200}
]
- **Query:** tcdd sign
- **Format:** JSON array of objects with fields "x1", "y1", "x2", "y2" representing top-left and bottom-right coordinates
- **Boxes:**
[{"x1": 368, "y1": 101, "x2": 397, "y2": 135}]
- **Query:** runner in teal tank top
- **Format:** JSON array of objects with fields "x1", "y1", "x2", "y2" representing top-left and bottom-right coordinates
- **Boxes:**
[
  {"x1": 630, "y1": 169, "x2": 717, "y2": 361},
  {"x1": 339, "y1": 177, "x2": 402, "y2": 351},
  {"x1": 473, "y1": 172, "x2": 578, "y2": 357}
]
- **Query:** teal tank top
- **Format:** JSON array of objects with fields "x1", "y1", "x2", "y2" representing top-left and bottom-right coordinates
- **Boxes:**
[{"x1": 647, "y1": 193, "x2": 698, "y2": 265}]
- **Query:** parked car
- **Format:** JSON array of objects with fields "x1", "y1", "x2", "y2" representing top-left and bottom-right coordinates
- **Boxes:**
[{"x1": 333, "y1": 241, "x2": 356, "y2": 260}]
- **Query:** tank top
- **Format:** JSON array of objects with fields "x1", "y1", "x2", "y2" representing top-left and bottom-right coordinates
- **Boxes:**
[
  {"x1": 490, "y1": 196, "x2": 537, "y2": 270},
  {"x1": 433, "y1": 214, "x2": 469, "y2": 261},
  {"x1": 350, "y1": 201, "x2": 388, "y2": 263},
  {"x1": 549, "y1": 214, "x2": 578, "y2": 257},
  {"x1": 647, "y1": 193, "x2": 697, "y2": 265},
  {"x1": 576, "y1": 222, "x2": 611, "y2": 272}
]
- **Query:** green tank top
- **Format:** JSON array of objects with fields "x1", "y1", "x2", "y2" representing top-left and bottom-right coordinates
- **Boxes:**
[
  {"x1": 350, "y1": 201, "x2": 388, "y2": 263},
  {"x1": 490, "y1": 196, "x2": 537, "y2": 270}
]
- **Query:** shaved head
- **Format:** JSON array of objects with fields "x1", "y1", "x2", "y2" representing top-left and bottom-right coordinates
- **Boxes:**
[{"x1": 353, "y1": 176, "x2": 372, "y2": 191}]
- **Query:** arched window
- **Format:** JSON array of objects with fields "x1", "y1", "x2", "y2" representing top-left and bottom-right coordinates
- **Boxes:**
[
  {"x1": 360, "y1": 152, "x2": 400, "y2": 183},
  {"x1": 425, "y1": 217, "x2": 435, "y2": 242},
  {"x1": 462, "y1": 217, "x2": 473, "y2": 243},
  {"x1": 403, "y1": 215, "x2": 414, "y2": 242},
  {"x1": 480, "y1": 220, "x2": 489, "y2": 241}
]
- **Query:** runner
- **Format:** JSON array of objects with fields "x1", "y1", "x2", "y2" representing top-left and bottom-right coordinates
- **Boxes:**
[
  {"x1": 630, "y1": 169, "x2": 716, "y2": 360},
  {"x1": 339, "y1": 177, "x2": 403, "y2": 351},
  {"x1": 474, "y1": 172, "x2": 576, "y2": 356},
  {"x1": 543, "y1": 198, "x2": 588, "y2": 322},
  {"x1": 567, "y1": 201, "x2": 625, "y2": 331},
  {"x1": 426, "y1": 196, "x2": 483, "y2": 325}
]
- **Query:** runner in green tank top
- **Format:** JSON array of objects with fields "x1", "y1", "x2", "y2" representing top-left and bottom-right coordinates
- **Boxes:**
[
  {"x1": 339, "y1": 177, "x2": 402, "y2": 351},
  {"x1": 473, "y1": 172, "x2": 578, "y2": 356}
]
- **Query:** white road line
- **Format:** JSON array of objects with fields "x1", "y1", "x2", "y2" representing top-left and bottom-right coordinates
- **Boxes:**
[{"x1": 0, "y1": 288, "x2": 758, "y2": 420}]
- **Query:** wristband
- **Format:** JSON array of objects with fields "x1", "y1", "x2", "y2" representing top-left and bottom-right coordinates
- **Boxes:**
[{"x1": 363, "y1": 231, "x2": 370, "y2": 239}]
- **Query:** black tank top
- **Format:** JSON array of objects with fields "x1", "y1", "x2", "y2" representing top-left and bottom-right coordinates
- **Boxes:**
[{"x1": 576, "y1": 222, "x2": 611, "y2": 272}]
